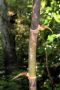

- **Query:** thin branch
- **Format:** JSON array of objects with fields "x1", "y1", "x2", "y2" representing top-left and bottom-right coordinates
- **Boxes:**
[
  {"x1": 45, "y1": 48, "x2": 55, "y2": 90},
  {"x1": 38, "y1": 24, "x2": 53, "y2": 33},
  {"x1": 12, "y1": 72, "x2": 29, "y2": 80}
]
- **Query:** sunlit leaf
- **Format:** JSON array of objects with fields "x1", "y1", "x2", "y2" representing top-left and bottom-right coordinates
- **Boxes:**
[
  {"x1": 47, "y1": 34, "x2": 56, "y2": 42},
  {"x1": 47, "y1": 34, "x2": 60, "y2": 42},
  {"x1": 53, "y1": 13, "x2": 60, "y2": 23}
]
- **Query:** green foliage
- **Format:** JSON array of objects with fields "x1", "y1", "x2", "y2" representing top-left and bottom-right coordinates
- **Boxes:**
[
  {"x1": 53, "y1": 13, "x2": 60, "y2": 23},
  {"x1": 6, "y1": 0, "x2": 16, "y2": 5},
  {"x1": 0, "y1": 0, "x2": 60, "y2": 90},
  {"x1": 47, "y1": 34, "x2": 60, "y2": 42}
]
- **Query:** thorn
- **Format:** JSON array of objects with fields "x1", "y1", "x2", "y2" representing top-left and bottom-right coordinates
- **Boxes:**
[{"x1": 12, "y1": 72, "x2": 29, "y2": 80}]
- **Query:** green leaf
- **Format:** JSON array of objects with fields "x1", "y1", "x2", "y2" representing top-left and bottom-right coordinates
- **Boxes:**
[
  {"x1": 47, "y1": 34, "x2": 56, "y2": 42},
  {"x1": 47, "y1": 34, "x2": 60, "y2": 43},
  {"x1": 53, "y1": 13, "x2": 60, "y2": 23}
]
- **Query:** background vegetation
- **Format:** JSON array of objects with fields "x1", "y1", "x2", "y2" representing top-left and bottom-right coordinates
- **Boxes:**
[{"x1": 0, "y1": 0, "x2": 60, "y2": 90}]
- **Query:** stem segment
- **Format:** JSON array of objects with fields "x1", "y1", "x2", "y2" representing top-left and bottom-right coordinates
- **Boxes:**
[{"x1": 28, "y1": 0, "x2": 40, "y2": 90}]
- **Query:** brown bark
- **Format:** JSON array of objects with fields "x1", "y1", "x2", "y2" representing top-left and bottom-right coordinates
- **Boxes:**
[{"x1": 28, "y1": 0, "x2": 40, "y2": 90}]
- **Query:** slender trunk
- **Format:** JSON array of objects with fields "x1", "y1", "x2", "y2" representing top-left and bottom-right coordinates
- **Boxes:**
[
  {"x1": 28, "y1": 0, "x2": 40, "y2": 90},
  {"x1": 0, "y1": 0, "x2": 16, "y2": 79}
]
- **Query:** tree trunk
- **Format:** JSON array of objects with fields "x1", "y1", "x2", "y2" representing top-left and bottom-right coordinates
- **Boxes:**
[
  {"x1": 28, "y1": 0, "x2": 40, "y2": 90},
  {"x1": 0, "y1": 0, "x2": 16, "y2": 79}
]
